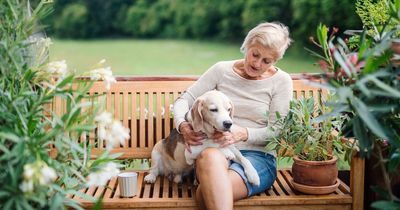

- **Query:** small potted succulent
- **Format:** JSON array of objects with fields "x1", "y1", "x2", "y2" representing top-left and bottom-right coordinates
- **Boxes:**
[{"x1": 266, "y1": 97, "x2": 352, "y2": 194}]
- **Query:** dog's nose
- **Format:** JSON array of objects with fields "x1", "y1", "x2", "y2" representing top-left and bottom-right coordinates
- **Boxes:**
[{"x1": 223, "y1": 121, "x2": 232, "y2": 130}]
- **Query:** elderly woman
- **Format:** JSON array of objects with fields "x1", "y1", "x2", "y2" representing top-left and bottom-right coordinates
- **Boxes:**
[{"x1": 173, "y1": 22, "x2": 293, "y2": 210}]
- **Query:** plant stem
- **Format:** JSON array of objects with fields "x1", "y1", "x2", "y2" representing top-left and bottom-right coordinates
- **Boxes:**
[{"x1": 376, "y1": 143, "x2": 395, "y2": 201}]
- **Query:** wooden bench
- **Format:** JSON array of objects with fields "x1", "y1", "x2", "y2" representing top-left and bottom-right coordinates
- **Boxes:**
[{"x1": 55, "y1": 75, "x2": 364, "y2": 210}]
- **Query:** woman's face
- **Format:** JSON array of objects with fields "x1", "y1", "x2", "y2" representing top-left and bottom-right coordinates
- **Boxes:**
[{"x1": 243, "y1": 43, "x2": 277, "y2": 79}]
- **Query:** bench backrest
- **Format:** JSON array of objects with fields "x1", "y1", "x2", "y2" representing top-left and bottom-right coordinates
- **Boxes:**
[{"x1": 52, "y1": 75, "x2": 327, "y2": 159}]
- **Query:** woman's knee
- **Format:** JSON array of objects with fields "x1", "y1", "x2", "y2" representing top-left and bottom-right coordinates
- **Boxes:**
[{"x1": 196, "y1": 148, "x2": 227, "y2": 169}]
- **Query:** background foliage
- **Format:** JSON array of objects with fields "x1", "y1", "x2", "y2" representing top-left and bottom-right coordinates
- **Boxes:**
[{"x1": 35, "y1": 0, "x2": 361, "y2": 46}]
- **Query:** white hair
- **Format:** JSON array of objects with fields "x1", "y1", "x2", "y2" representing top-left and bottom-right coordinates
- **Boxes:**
[{"x1": 240, "y1": 22, "x2": 292, "y2": 60}]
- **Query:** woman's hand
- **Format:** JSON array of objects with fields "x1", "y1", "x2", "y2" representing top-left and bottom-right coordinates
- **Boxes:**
[
  {"x1": 179, "y1": 121, "x2": 207, "y2": 153},
  {"x1": 212, "y1": 125, "x2": 248, "y2": 147}
]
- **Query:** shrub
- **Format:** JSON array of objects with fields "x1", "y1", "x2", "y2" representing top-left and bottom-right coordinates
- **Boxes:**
[
  {"x1": 307, "y1": 0, "x2": 400, "y2": 207},
  {"x1": 54, "y1": 3, "x2": 88, "y2": 38},
  {"x1": 0, "y1": 1, "x2": 128, "y2": 209}
]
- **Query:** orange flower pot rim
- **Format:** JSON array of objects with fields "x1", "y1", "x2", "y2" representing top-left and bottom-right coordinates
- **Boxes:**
[{"x1": 293, "y1": 155, "x2": 337, "y2": 165}]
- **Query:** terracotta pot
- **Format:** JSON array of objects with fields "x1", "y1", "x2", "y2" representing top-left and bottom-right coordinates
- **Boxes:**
[
  {"x1": 391, "y1": 39, "x2": 400, "y2": 67},
  {"x1": 292, "y1": 156, "x2": 338, "y2": 186},
  {"x1": 391, "y1": 39, "x2": 400, "y2": 54}
]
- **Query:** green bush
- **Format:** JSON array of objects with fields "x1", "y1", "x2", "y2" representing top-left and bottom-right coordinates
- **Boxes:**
[
  {"x1": 189, "y1": 1, "x2": 219, "y2": 39},
  {"x1": 124, "y1": 0, "x2": 151, "y2": 37},
  {"x1": 216, "y1": 0, "x2": 245, "y2": 40},
  {"x1": 307, "y1": 0, "x2": 400, "y2": 206},
  {"x1": 0, "y1": 1, "x2": 126, "y2": 209},
  {"x1": 46, "y1": 0, "x2": 363, "y2": 46},
  {"x1": 54, "y1": 3, "x2": 88, "y2": 38}
]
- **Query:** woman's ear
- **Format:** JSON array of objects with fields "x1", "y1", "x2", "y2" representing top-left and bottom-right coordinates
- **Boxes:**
[{"x1": 191, "y1": 99, "x2": 204, "y2": 132}]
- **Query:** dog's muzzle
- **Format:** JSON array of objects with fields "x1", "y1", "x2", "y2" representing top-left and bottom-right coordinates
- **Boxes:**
[{"x1": 223, "y1": 120, "x2": 232, "y2": 131}]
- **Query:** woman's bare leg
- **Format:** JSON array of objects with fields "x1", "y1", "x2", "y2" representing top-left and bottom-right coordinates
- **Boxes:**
[{"x1": 195, "y1": 148, "x2": 248, "y2": 210}]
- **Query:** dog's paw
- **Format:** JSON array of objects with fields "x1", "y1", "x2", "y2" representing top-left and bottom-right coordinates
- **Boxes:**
[
  {"x1": 221, "y1": 149, "x2": 235, "y2": 160},
  {"x1": 225, "y1": 152, "x2": 235, "y2": 160},
  {"x1": 173, "y1": 174, "x2": 182, "y2": 183},
  {"x1": 245, "y1": 167, "x2": 260, "y2": 186},
  {"x1": 144, "y1": 173, "x2": 157, "y2": 184}
]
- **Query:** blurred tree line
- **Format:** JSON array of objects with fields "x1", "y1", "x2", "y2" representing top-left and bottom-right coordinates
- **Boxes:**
[{"x1": 39, "y1": 0, "x2": 361, "y2": 45}]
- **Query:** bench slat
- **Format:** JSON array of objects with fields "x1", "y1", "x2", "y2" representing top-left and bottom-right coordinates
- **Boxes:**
[
  {"x1": 155, "y1": 92, "x2": 162, "y2": 142},
  {"x1": 75, "y1": 170, "x2": 352, "y2": 209}
]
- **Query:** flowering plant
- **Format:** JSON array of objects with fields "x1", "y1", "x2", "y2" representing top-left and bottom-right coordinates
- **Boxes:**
[
  {"x1": 306, "y1": 0, "x2": 400, "y2": 208},
  {"x1": 0, "y1": 1, "x2": 129, "y2": 209}
]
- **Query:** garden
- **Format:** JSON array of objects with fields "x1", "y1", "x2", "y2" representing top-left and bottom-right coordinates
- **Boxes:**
[{"x1": 0, "y1": 0, "x2": 399, "y2": 209}]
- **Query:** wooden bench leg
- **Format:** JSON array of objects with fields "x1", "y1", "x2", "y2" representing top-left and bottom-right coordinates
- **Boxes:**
[{"x1": 350, "y1": 153, "x2": 365, "y2": 210}]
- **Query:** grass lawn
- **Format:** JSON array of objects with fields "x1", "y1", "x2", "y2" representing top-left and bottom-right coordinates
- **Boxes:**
[{"x1": 50, "y1": 39, "x2": 319, "y2": 76}]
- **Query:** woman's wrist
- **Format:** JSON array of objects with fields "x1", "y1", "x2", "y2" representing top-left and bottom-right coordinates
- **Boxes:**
[
  {"x1": 233, "y1": 125, "x2": 248, "y2": 142},
  {"x1": 179, "y1": 121, "x2": 190, "y2": 133},
  {"x1": 241, "y1": 127, "x2": 249, "y2": 142}
]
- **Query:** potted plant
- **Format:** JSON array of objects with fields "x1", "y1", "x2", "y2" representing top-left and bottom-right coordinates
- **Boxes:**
[{"x1": 266, "y1": 97, "x2": 352, "y2": 194}]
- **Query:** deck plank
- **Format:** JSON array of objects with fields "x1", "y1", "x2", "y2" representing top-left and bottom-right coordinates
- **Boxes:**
[{"x1": 277, "y1": 170, "x2": 295, "y2": 195}]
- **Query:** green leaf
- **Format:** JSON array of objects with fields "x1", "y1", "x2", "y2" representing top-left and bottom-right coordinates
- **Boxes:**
[
  {"x1": 71, "y1": 124, "x2": 97, "y2": 132},
  {"x1": 49, "y1": 193, "x2": 63, "y2": 210},
  {"x1": 0, "y1": 132, "x2": 20, "y2": 142},
  {"x1": 371, "y1": 200, "x2": 400, "y2": 210},
  {"x1": 352, "y1": 98, "x2": 388, "y2": 139},
  {"x1": 0, "y1": 190, "x2": 10, "y2": 198},
  {"x1": 71, "y1": 190, "x2": 97, "y2": 202},
  {"x1": 371, "y1": 185, "x2": 391, "y2": 200},
  {"x1": 352, "y1": 116, "x2": 372, "y2": 155},
  {"x1": 388, "y1": 152, "x2": 400, "y2": 172},
  {"x1": 19, "y1": 199, "x2": 34, "y2": 210},
  {"x1": 265, "y1": 142, "x2": 278, "y2": 152},
  {"x1": 64, "y1": 198, "x2": 84, "y2": 210},
  {"x1": 92, "y1": 196, "x2": 104, "y2": 210},
  {"x1": 3, "y1": 197, "x2": 14, "y2": 210},
  {"x1": 333, "y1": 50, "x2": 352, "y2": 77},
  {"x1": 369, "y1": 76, "x2": 400, "y2": 98},
  {"x1": 56, "y1": 75, "x2": 74, "y2": 89}
]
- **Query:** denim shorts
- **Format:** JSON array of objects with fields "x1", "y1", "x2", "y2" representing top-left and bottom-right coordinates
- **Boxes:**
[{"x1": 229, "y1": 150, "x2": 277, "y2": 197}]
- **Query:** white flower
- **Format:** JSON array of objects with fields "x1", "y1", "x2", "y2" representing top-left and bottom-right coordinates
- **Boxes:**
[
  {"x1": 86, "y1": 162, "x2": 120, "y2": 187},
  {"x1": 20, "y1": 161, "x2": 57, "y2": 193},
  {"x1": 98, "y1": 59, "x2": 106, "y2": 65},
  {"x1": 39, "y1": 165, "x2": 57, "y2": 185},
  {"x1": 97, "y1": 126, "x2": 107, "y2": 141},
  {"x1": 95, "y1": 112, "x2": 130, "y2": 150},
  {"x1": 45, "y1": 60, "x2": 68, "y2": 77},
  {"x1": 89, "y1": 66, "x2": 116, "y2": 90},
  {"x1": 106, "y1": 121, "x2": 130, "y2": 150},
  {"x1": 104, "y1": 74, "x2": 117, "y2": 90},
  {"x1": 23, "y1": 164, "x2": 35, "y2": 180},
  {"x1": 19, "y1": 180, "x2": 34, "y2": 193},
  {"x1": 95, "y1": 112, "x2": 113, "y2": 126}
]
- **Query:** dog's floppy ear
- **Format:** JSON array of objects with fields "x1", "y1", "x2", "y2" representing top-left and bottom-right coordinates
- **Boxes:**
[
  {"x1": 229, "y1": 100, "x2": 234, "y2": 119},
  {"x1": 191, "y1": 99, "x2": 204, "y2": 132}
]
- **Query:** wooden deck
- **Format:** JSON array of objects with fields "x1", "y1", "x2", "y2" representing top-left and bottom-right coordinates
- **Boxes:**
[{"x1": 73, "y1": 170, "x2": 353, "y2": 210}]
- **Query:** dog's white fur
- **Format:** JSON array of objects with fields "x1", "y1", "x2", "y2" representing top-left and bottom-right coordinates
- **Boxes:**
[
  {"x1": 184, "y1": 91, "x2": 260, "y2": 186},
  {"x1": 144, "y1": 90, "x2": 260, "y2": 186},
  {"x1": 143, "y1": 130, "x2": 192, "y2": 183}
]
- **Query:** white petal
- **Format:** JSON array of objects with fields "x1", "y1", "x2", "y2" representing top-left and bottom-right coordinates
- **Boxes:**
[{"x1": 19, "y1": 180, "x2": 34, "y2": 193}]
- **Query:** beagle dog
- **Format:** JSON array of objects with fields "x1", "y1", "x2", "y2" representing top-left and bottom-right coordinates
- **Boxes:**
[{"x1": 144, "y1": 90, "x2": 260, "y2": 186}]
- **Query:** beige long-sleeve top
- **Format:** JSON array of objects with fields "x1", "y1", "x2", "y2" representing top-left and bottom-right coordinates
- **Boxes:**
[{"x1": 173, "y1": 60, "x2": 293, "y2": 155}]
